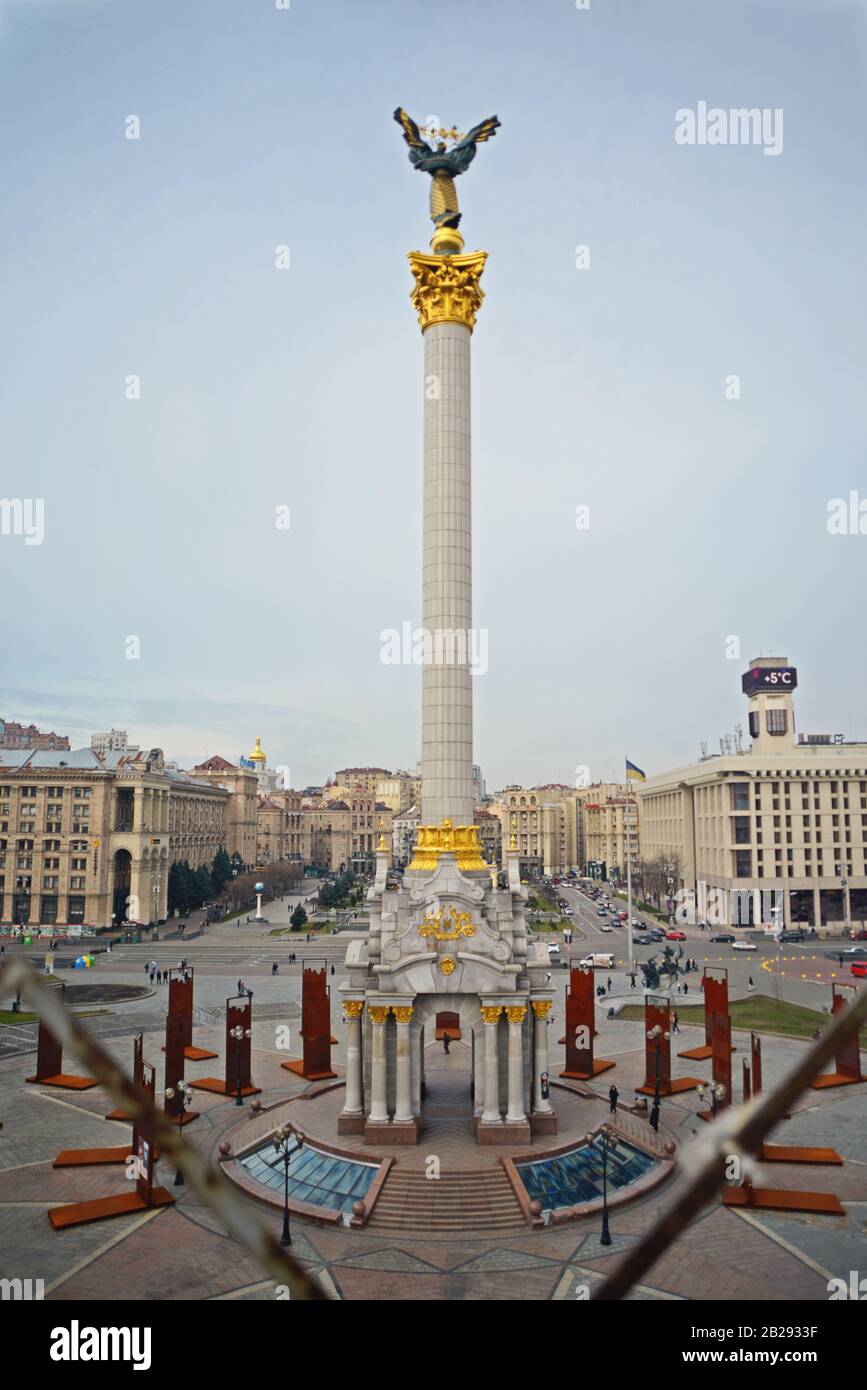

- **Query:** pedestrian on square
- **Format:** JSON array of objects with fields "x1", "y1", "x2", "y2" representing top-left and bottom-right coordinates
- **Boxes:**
[
  {"x1": 606, "y1": 976, "x2": 612, "y2": 993},
  {"x1": 608, "y1": 1084, "x2": 619, "y2": 1114},
  {"x1": 747, "y1": 976, "x2": 755, "y2": 993},
  {"x1": 237, "y1": 977, "x2": 243, "y2": 995},
  {"x1": 629, "y1": 972, "x2": 636, "y2": 990},
  {"x1": 649, "y1": 1101, "x2": 660, "y2": 1132},
  {"x1": 442, "y1": 1032, "x2": 451, "y2": 1054},
  {"x1": 672, "y1": 1010, "x2": 680, "y2": 1033},
  {"x1": 272, "y1": 962, "x2": 279, "y2": 976}
]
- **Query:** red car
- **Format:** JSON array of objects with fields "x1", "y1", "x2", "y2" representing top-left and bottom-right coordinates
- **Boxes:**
[
  {"x1": 666, "y1": 930, "x2": 686, "y2": 941},
  {"x1": 851, "y1": 962, "x2": 867, "y2": 978},
  {"x1": 851, "y1": 930, "x2": 867, "y2": 941}
]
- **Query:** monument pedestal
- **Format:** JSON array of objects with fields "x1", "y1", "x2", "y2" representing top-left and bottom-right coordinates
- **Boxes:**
[
  {"x1": 364, "y1": 1117, "x2": 420, "y2": 1146},
  {"x1": 475, "y1": 1117, "x2": 531, "y2": 1146}
]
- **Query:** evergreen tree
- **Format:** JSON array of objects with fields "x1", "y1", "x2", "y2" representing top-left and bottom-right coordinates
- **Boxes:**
[
  {"x1": 211, "y1": 848, "x2": 232, "y2": 893},
  {"x1": 290, "y1": 904, "x2": 308, "y2": 932},
  {"x1": 193, "y1": 864, "x2": 213, "y2": 905}
]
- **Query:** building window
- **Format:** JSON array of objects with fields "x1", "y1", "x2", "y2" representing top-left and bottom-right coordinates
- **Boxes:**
[
  {"x1": 731, "y1": 783, "x2": 750, "y2": 811},
  {"x1": 766, "y1": 709, "x2": 788, "y2": 736},
  {"x1": 734, "y1": 850, "x2": 752, "y2": 878}
]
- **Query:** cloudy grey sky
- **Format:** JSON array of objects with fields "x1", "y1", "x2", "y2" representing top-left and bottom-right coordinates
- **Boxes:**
[{"x1": 2, "y1": 0, "x2": 864, "y2": 789}]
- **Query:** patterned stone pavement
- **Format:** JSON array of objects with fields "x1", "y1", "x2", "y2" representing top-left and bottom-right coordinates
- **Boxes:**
[{"x1": 1, "y1": 989, "x2": 865, "y2": 1302}]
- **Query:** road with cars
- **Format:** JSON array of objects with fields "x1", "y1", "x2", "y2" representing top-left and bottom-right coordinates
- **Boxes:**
[{"x1": 540, "y1": 878, "x2": 865, "y2": 1008}]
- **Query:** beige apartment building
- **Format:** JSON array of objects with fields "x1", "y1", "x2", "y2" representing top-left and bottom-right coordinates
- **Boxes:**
[
  {"x1": 583, "y1": 793, "x2": 640, "y2": 881},
  {"x1": 0, "y1": 746, "x2": 229, "y2": 930},
  {"x1": 191, "y1": 755, "x2": 258, "y2": 869},
  {"x1": 639, "y1": 657, "x2": 867, "y2": 931},
  {"x1": 493, "y1": 785, "x2": 583, "y2": 876},
  {"x1": 302, "y1": 791, "x2": 394, "y2": 873},
  {"x1": 256, "y1": 790, "x2": 304, "y2": 867}
]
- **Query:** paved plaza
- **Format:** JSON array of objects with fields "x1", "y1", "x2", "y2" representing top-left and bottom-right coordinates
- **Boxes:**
[{"x1": 1, "y1": 902, "x2": 865, "y2": 1302}]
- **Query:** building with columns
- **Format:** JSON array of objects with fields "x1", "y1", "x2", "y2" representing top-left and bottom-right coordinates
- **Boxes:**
[
  {"x1": 0, "y1": 746, "x2": 229, "y2": 929},
  {"x1": 338, "y1": 119, "x2": 556, "y2": 1145},
  {"x1": 190, "y1": 755, "x2": 258, "y2": 869},
  {"x1": 638, "y1": 657, "x2": 867, "y2": 932}
]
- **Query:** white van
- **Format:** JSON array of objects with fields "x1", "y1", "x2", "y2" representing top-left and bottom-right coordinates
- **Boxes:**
[{"x1": 578, "y1": 952, "x2": 615, "y2": 969}]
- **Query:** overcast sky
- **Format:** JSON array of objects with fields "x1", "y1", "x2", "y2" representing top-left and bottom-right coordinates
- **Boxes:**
[{"x1": 2, "y1": 0, "x2": 865, "y2": 790}]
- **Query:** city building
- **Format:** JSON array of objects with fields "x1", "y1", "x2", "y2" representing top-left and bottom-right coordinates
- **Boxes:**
[
  {"x1": 301, "y1": 792, "x2": 393, "y2": 873},
  {"x1": 473, "y1": 806, "x2": 502, "y2": 865},
  {"x1": 638, "y1": 657, "x2": 867, "y2": 931},
  {"x1": 91, "y1": 729, "x2": 139, "y2": 755},
  {"x1": 256, "y1": 790, "x2": 303, "y2": 867},
  {"x1": 189, "y1": 755, "x2": 258, "y2": 869},
  {"x1": 1, "y1": 719, "x2": 69, "y2": 751},
  {"x1": 491, "y1": 784, "x2": 585, "y2": 876},
  {"x1": 583, "y1": 793, "x2": 640, "y2": 882},
  {"x1": 0, "y1": 746, "x2": 228, "y2": 928},
  {"x1": 239, "y1": 735, "x2": 287, "y2": 794},
  {"x1": 392, "y1": 804, "x2": 420, "y2": 868}
]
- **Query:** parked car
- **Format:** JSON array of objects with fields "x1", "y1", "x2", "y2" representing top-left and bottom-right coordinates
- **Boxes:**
[
  {"x1": 732, "y1": 940, "x2": 758, "y2": 952},
  {"x1": 779, "y1": 929, "x2": 805, "y2": 943},
  {"x1": 851, "y1": 962, "x2": 867, "y2": 978},
  {"x1": 850, "y1": 929, "x2": 867, "y2": 941},
  {"x1": 666, "y1": 930, "x2": 686, "y2": 941},
  {"x1": 710, "y1": 933, "x2": 735, "y2": 944}
]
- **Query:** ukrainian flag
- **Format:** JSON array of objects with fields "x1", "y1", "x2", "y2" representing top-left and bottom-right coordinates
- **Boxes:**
[{"x1": 626, "y1": 759, "x2": 646, "y2": 782}]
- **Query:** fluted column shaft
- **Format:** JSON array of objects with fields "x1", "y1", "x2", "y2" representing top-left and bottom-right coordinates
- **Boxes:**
[
  {"x1": 532, "y1": 1001, "x2": 553, "y2": 1114},
  {"x1": 369, "y1": 1008, "x2": 389, "y2": 1122},
  {"x1": 481, "y1": 1007, "x2": 502, "y2": 1123},
  {"x1": 506, "y1": 1006, "x2": 526, "y2": 1124},
  {"x1": 393, "y1": 1007, "x2": 413, "y2": 1122},
  {"x1": 342, "y1": 1004, "x2": 363, "y2": 1115}
]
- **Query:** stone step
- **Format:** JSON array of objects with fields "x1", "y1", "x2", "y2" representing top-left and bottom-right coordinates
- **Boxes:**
[{"x1": 366, "y1": 1163, "x2": 525, "y2": 1231}]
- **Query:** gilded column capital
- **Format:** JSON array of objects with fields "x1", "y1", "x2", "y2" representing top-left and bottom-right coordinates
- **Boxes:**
[
  {"x1": 392, "y1": 1006, "x2": 414, "y2": 1024},
  {"x1": 407, "y1": 250, "x2": 487, "y2": 332},
  {"x1": 531, "y1": 1000, "x2": 552, "y2": 1020},
  {"x1": 342, "y1": 1000, "x2": 364, "y2": 1019},
  {"x1": 480, "y1": 1005, "x2": 503, "y2": 1025},
  {"x1": 368, "y1": 1006, "x2": 390, "y2": 1025},
  {"x1": 505, "y1": 1005, "x2": 527, "y2": 1025}
]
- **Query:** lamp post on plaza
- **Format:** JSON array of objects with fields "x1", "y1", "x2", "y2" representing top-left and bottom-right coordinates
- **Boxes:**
[
  {"x1": 697, "y1": 1081, "x2": 726, "y2": 1119},
  {"x1": 230, "y1": 1023, "x2": 252, "y2": 1105},
  {"x1": 163, "y1": 1080, "x2": 195, "y2": 1183},
  {"x1": 586, "y1": 1128, "x2": 614, "y2": 1247},
  {"x1": 646, "y1": 1023, "x2": 669, "y2": 1132},
  {"x1": 270, "y1": 1120, "x2": 305, "y2": 1246},
  {"x1": 254, "y1": 881, "x2": 265, "y2": 921}
]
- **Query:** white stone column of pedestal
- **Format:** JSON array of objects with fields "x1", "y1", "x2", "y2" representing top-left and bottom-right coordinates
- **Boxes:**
[
  {"x1": 420, "y1": 320, "x2": 476, "y2": 827},
  {"x1": 369, "y1": 1008, "x2": 390, "y2": 1122},
  {"x1": 393, "y1": 1007, "x2": 413, "y2": 1122},
  {"x1": 342, "y1": 1003, "x2": 363, "y2": 1115},
  {"x1": 531, "y1": 1001, "x2": 554, "y2": 1114},
  {"x1": 481, "y1": 1007, "x2": 502, "y2": 1124},
  {"x1": 506, "y1": 1006, "x2": 527, "y2": 1123}
]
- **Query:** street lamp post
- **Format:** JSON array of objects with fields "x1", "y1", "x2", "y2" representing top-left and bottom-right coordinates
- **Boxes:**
[
  {"x1": 229, "y1": 1023, "x2": 252, "y2": 1105},
  {"x1": 586, "y1": 1128, "x2": 614, "y2": 1246},
  {"x1": 271, "y1": 1121, "x2": 305, "y2": 1246},
  {"x1": 771, "y1": 896, "x2": 784, "y2": 1003},
  {"x1": 697, "y1": 1080, "x2": 727, "y2": 1118},
  {"x1": 163, "y1": 1079, "x2": 194, "y2": 1183},
  {"x1": 646, "y1": 1023, "x2": 670, "y2": 1132}
]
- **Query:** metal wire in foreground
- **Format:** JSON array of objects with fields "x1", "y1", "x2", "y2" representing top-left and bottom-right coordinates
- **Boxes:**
[{"x1": 0, "y1": 959, "x2": 329, "y2": 1301}]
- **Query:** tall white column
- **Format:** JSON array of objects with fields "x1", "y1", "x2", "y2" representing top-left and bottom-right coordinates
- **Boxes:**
[
  {"x1": 393, "y1": 1007, "x2": 413, "y2": 1121},
  {"x1": 531, "y1": 1001, "x2": 554, "y2": 1114},
  {"x1": 480, "y1": 1006, "x2": 502, "y2": 1124},
  {"x1": 342, "y1": 1002, "x2": 363, "y2": 1115},
  {"x1": 420, "y1": 319, "x2": 475, "y2": 826},
  {"x1": 505, "y1": 1005, "x2": 526, "y2": 1124},
  {"x1": 369, "y1": 1007, "x2": 389, "y2": 1122}
]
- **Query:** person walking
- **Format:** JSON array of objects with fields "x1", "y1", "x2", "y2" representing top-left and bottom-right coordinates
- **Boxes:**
[
  {"x1": 649, "y1": 1100, "x2": 660, "y2": 1132},
  {"x1": 442, "y1": 1031, "x2": 451, "y2": 1054},
  {"x1": 608, "y1": 1084, "x2": 619, "y2": 1114},
  {"x1": 747, "y1": 975, "x2": 755, "y2": 993},
  {"x1": 606, "y1": 976, "x2": 613, "y2": 993},
  {"x1": 272, "y1": 962, "x2": 279, "y2": 976},
  {"x1": 237, "y1": 977, "x2": 243, "y2": 996},
  {"x1": 629, "y1": 972, "x2": 636, "y2": 990},
  {"x1": 672, "y1": 1009, "x2": 680, "y2": 1033}
]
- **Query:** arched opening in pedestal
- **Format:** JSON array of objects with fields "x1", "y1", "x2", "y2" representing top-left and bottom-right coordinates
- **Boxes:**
[{"x1": 434, "y1": 1010, "x2": 461, "y2": 1041}]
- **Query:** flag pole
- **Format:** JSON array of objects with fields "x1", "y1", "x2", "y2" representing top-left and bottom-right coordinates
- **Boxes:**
[{"x1": 626, "y1": 759, "x2": 634, "y2": 977}]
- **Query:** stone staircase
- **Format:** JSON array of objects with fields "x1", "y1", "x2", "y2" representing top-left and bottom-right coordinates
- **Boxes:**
[{"x1": 366, "y1": 1166, "x2": 526, "y2": 1233}]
